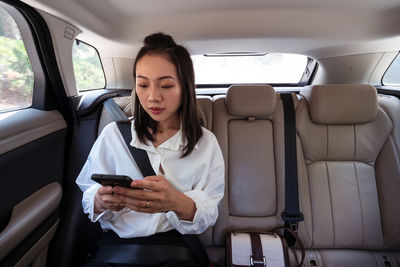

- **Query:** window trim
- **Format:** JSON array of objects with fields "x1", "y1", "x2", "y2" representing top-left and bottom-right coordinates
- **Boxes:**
[
  {"x1": 2, "y1": 0, "x2": 77, "y2": 125},
  {"x1": 0, "y1": 1, "x2": 44, "y2": 112},
  {"x1": 381, "y1": 51, "x2": 400, "y2": 87},
  {"x1": 73, "y1": 39, "x2": 107, "y2": 91},
  {"x1": 196, "y1": 83, "x2": 300, "y2": 88}
]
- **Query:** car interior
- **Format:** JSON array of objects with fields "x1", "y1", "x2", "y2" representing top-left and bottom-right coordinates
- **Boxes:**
[{"x1": 0, "y1": 0, "x2": 400, "y2": 266}]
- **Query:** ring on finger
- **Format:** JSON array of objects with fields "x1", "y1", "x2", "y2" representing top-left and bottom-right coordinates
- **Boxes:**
[{"x1": 145, "y1": 200, "x2": 149, "y2": 208}]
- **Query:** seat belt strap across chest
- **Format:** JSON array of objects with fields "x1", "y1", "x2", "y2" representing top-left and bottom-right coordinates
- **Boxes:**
[
  {"x1": 116, "y1": 121, "x2": 156, "y2": 177},
  {"x1": 115, "y1": 121, "x2": 209, "y2": 267}
]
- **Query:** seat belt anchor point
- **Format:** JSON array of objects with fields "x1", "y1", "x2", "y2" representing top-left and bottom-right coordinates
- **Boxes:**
[{"x1": 281, "y1": 212, "x2": 304, "y2": 232}]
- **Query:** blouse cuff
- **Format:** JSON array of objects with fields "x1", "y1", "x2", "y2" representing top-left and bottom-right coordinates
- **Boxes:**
[
  {"x1": 165, "y1": 190, "x2": 211, "y2": 234},
  {"x1": 82, "y1": 183, "x2": 114, "y2": 222}
]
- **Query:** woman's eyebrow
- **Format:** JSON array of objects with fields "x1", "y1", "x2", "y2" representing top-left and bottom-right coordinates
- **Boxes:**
[
  {"x1": 137, "y1": 75, "x2": 148, "y2": 80},
  {"x1": 159, "y1": 75, "x2": 175, "y2": 81},
  {"x1": 137, "y1": 75, "x2": 175, "y2": 80}
]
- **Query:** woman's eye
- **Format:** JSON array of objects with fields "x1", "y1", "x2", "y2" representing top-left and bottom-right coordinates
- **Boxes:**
[
  {"x1": 138, "y1": 84, "x2": 148, "y2": 88},
  {"x1": 161, "y1": 85, "x2": 173, "y2": 89}
]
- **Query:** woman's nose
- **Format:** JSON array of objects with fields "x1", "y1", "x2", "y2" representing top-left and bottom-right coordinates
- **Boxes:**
[{"x1": 148, "y1": 87, "x2": 161, "y2": 102}]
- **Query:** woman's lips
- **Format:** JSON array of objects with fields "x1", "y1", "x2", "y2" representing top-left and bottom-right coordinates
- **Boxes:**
[{"x1": 149, "y1": 107, "x2": 164, "y2": 115}]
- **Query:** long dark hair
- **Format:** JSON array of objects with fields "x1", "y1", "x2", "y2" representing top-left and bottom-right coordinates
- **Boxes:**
[{"x1": 133, "y1": 32, "x2": 203, "y2": 158}]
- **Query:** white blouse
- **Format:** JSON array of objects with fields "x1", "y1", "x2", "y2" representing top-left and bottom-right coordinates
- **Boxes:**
[{"x1": 76, "y1": 121, "x2": 225, "y2": 238}]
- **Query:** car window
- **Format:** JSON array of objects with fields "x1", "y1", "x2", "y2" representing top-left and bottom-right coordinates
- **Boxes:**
[
  {"x1": 192, "y1": 53, "x2": 308, "y2": 85},
  {"x1": 382, "y1": 53, "x2": 400, "y2": 88},
  {"x1": 72, "y1": 40, "x2": 105, "y2": 91},
  {"x1": 0, "y1": 7, "x2": 33, "y2": 112}
]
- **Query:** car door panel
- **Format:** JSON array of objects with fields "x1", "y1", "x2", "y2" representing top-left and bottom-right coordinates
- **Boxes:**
[
  {"x1": 14, "y1": 221, "x2": 59, "y2": 267},
  {"x1": 0, "y1": 109, "x2": 66, "y2": 154},
  {"x1": 47, "y1": 90, "x2": 130, "y2": 267},
  {"x1": 0, "y1": 182, "x2": 62, "y2": 260},
  {"x1": 0, "y1": 109, "x2": 67, "y2": 266}
]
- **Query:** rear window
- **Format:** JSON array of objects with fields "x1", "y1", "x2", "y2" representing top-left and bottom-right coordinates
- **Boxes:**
[
  {"x1": 192, "y1": 53, "x2": 308, "y2": 85},
  {"x1": 382, "y1": 53, "x2": 400, "y2": 87}
]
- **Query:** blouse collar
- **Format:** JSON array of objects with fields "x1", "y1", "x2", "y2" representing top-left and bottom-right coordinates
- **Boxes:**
[{"x1": 130, "y1": 121, "x2": 198, "y2": 152}]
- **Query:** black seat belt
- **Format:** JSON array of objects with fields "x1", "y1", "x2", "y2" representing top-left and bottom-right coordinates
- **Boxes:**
[
  {"x1": 92, "y1": 243, "x2": 195, "y2": 265},
  {"x1": 114, "y1": 121, "x2": 209, "y2": 267},
  {"x1": 117, "y1": 121, "x2": 156, "y2": 177},
  {"x1": 104, "y1": 98, "x2": 159, "y2": 181},
  {"x1": 280, "y1": 93, "x2": 304, "y2": 247}
]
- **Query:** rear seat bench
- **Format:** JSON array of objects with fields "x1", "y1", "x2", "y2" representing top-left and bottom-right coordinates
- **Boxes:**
[{"x1": 98, "y1": 84, "x2": 400, "y2": 266}]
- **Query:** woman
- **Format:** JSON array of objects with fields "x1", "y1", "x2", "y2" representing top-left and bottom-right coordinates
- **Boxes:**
[{"x1": 76, "y1": 33, "x2": 225, "y2": 266}]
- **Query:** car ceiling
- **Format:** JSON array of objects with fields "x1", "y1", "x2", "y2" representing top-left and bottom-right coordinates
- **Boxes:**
[{"x1": 21, "y1": 0, "x2": 400, "y2": 59}]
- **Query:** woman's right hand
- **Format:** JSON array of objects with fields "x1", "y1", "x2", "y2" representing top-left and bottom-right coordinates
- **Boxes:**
[{"x1": 94, "y1": 186, "x2": 125, "y2": 213}]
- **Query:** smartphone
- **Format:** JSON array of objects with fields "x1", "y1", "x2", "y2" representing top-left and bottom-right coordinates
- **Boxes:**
[{"x1": 91, "y1": 174, "x2": 133, "y2": 188}]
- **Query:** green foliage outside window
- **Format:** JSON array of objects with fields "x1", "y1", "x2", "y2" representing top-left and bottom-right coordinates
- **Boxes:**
[
  {"x1": 0, "y1": 7, "x2": 33, "y2": 111},
  {"x1": 73, "y1": 40, "x2": 105, "y2": 91},
  {"x1": 0, "y1": 8, "x2": 105, "y2": 112}
]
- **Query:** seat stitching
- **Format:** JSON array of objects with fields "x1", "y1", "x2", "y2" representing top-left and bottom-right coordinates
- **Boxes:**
[
  {"x1": 297, "y1": 101, "x2": 310, "y2": 164},
  {"x1": 325, "y1": 161, "x2": 335, "y2": 248},
  {"x1": 354, "y1": 124, "x2": 357, "y2": 160},
  {"x1": 326, "y1": 125, "x2": 329, "y2": 160},
  {"x1": 304, "y1": 158, "x2": 313, "y2": 247},
  {"x1": 297, "y1": 104, "x2": 314, "y2": 246},
  {"x1": 353, "y1": 161, "x2": 365, "y2": 249}
]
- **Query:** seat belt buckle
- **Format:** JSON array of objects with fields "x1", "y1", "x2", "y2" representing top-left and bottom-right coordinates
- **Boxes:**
[
  {"x1": 250, "y1": 256, "x2": 266, "y2": 266},
  {"x1": 288, "y1": 222, "x2": 298, "y2": 232},
  {"x1": 281, "y1": 212, "x2": 304, "y2": 232}
]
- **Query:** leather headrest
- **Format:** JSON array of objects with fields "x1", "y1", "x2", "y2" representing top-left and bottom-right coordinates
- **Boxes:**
[
  {"x1": 226, "y1": 85, "x2": 276, "y2": 116},
  {"x1": 300, "y1": 84, "x2": 378, "y2": 124}
]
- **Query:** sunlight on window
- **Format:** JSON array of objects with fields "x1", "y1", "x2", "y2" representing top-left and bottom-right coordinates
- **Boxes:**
[
  {"x1": 192, "y1": 53, "x2": 307, "y2": 85},
  {"x1": 0, "y1": 7, "x2": 33, "y2": 112}
]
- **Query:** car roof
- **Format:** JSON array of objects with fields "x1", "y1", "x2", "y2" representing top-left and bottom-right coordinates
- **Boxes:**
[{"x1": 22, "y1": 0, "x2": 400, "y2": 59}]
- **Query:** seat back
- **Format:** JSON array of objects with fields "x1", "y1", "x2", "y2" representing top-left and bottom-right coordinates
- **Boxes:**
[
  {"x1": 211, "y1": 85, "x2": 285, "y2": 251},
  {"x1": 296, "y1": 84, "x2": 399, "y2": 251},
  {"x1": 375, "y1": 94, "x2": 400, "y2": 250}
]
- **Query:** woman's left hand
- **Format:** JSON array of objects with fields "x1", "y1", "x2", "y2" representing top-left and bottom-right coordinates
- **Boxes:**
[{"x1": 112, "y1": 175, "x2": 196, "y2": 221}]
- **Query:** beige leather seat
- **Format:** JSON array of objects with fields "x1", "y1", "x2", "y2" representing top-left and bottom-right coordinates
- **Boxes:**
[
  {"x1": 295, "y1": 84, "x2": 400, "y2": 266},
  {"x1": 209, "y1": 85, "x2": 286, "y2": 264},
  {"x1": 95, "y1": 84, "x2": 400, "y2": 266}
]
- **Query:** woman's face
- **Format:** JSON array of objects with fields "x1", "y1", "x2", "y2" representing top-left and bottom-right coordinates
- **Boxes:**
[{"x1": 135, "y1": 54, "x2": 182, "y2": 127}]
